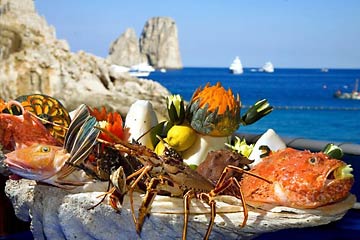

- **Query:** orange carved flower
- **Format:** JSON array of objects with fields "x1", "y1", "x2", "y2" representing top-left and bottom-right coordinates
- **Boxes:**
[
  {"x1": 187, "y1": 82, "x2": 241, "y2": 137},
  {"x1": 191, "y1": 82, "x2": 240, "y2": 115},
  {"x1": 90, "y1": 107, "x2": 129, "y2": 142}
]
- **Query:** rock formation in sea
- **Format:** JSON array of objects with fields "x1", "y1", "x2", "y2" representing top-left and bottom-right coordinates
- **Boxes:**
[
  {"x1": 107, "y1": 28, "x2": 147, "y2": 67},
  {"x1": 108, "y1": 17, "x2": 182, "y2": 69},
  {"x1": 140, "y1": 17, "x2": 182, "y2": 69},
  {"x1": 0, "y1": 0, "x2": 170, "y2": 119}
]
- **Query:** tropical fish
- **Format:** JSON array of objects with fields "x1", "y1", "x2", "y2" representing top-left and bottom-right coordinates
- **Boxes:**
[
  {"x1": 240, "y1": 148, "x2": 354, "y2": 208},
  {"x1": 0, "y1": 100, "x2": 61, "y2": 151},
  {"x1": 4, "y1": 104, "x2": 100, "y2": 188}
]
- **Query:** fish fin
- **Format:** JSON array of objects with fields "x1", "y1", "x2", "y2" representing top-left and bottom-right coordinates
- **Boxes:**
[
  {"x1": 64, "y1": 104, "x2": 91, "y2": 152},
  {"x1": 53, "y1": 164, "x2": 75, "y2": 181},
  {"x1": 67, "y1": 116, "x2": 99, "y2": 165},
  {"x1": 59, "y1": 104, "x2": 100, "y2": 179}
]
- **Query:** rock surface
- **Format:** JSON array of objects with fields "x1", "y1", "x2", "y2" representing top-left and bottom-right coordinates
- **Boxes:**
[
  {"x1": 107, "y1": 28, "x2": 147, "y2": 67},
  {"x1": 109, "y1": 17, "x2": 182, "y2": 69},
  {"x1": 5, "y1": 179, "x2": 355, "y2": 240},
  {"x1": 140, "y1": 17, "x2": 182, "y2": 69},
  {"x1": 0, "y1": 0, "x2": 170, "y2": 119}
]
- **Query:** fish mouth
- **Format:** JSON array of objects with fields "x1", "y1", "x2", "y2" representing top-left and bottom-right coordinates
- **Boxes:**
[
  {"x1": 4, "y1": 158, "x2": 34, "y2": 174},
  {"x1": 325, "y1": 164, "x2": 353, "y2": 183},
  {"x1": 4, "y1": 158, "x2": 42, "y2": 180},
  {"x1": 4, "y1": 158, "x2": 27, "y2": 171}
]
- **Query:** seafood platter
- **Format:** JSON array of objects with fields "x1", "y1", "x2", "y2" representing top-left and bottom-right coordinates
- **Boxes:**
[{"x1": 0, "y1": 82, "x2": 356, "y2": 239}]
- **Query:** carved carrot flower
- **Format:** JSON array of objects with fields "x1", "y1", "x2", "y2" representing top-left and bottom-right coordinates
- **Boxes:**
[
  {"x1": 90, "y1": 107, "x2": 129, "y2": 142},
  {"x1": 186, "y1": 82, "x2": 241, "y2": 137}
]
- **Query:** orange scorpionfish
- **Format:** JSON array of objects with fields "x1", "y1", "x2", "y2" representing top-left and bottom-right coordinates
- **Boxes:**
[{"x1": 241, "y1": 148, "x2": 354, "y2": 208}]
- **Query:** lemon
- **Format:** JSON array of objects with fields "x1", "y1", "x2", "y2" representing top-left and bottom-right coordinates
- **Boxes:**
[
  {"x1": 166, "y1": 124, "x2": 197, "y2": 152},
  {"x1": 154, "y1": 140, "x2": 166, "y2": 155}
]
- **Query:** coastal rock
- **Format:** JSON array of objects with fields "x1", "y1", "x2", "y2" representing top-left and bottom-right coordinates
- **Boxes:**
[
  {"x1": 5, "y1": 179, "x2": 355, "y2": 240},
  {"x1": 0, "y1": 0, "x2": 60, "y2": 60},
  {"x1": 140, "y1": 17, "x2": 182, "y2": 69},
  {"x1": 0, "y1": 0, "x2": 170, "y2": 119},
  {"x1": 108, "y1": 17, "x2": 182, "y2": 69},
  {"x1": 107, "y1": 28, "x2": 147, "y2": 67}
]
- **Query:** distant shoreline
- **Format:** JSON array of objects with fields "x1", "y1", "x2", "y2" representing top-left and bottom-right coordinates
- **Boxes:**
[{"x1": 176, "y1": 67, "x2": 360, "y2": 70}]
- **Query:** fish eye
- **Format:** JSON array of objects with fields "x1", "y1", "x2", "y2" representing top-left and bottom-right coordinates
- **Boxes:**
[
  {"x1": 41, "y1": 146, "x2": 51, "y2": 153},
  {"x1": 309, "y1": 157, "x2": 317, "y2": 165}
]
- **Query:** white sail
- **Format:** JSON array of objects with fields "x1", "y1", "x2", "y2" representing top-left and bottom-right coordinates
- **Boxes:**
[
  {"x1": 229, "y1": 56, "x2": 243, "y2": 74},
  {"x1": 261, "y1": 62, "x2": 274, "y2": 73}
]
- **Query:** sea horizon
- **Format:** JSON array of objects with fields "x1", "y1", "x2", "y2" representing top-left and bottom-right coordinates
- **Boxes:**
[
  {"x1": 150, "y1": 67, "x2": 360, "y2": 144},
  {"x1": 167, "y1": 66, "x2": 360, "y2": 70}
]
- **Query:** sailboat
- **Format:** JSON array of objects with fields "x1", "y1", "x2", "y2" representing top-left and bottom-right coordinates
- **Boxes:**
[
  {"x1": 229, "y1": 56, "x2": 243, "y2": 74},
  {"x1": 260, "y1": 62, "x2": 274, "y2": 73},
  {"x1": 334, "y1": 79, "x2": 360, "y2": 100}
]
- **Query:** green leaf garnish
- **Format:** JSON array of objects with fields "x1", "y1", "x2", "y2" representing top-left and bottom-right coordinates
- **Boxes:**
[
  {"x1": 225, "y1": 136, "x2": 254, "y2": 158},
  {"x1": 322, "y1": 143, "x2": 343, "y2": 159},
  {"x1": 241, "y1": 99, "x2": 273, "y2": 125}
]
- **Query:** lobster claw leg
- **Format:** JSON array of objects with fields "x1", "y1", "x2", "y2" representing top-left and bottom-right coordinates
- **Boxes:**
[
  {"x1": 136, "y1": 177, "x2": 163, "y2": 233},
  {"x1": 182, "y1": 190, "x2": 194, "y2": 240}
]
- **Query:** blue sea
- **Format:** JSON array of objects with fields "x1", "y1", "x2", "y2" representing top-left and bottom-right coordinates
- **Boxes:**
[{"x1": 150, "y1": 68, "x2": 360, "y2": 144}]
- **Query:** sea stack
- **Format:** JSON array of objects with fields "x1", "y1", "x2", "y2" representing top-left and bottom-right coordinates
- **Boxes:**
[
  {"x1": 107, "y1": 28, "x2": 147, "y2": 67},
  {"x1": 108, "y1": 17, "x2": 182, "y2": 69},
  {"x1": 140, "y1": 17, "x2": 182, "y2": 69}
]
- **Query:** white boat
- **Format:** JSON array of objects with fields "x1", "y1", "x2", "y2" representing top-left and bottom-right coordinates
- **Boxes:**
[
  {"x1": 229, "y1": 56, "x2": 243, "y2": 74},
  {"x1": 260, "y1": 62, "x2": 274, "y2": 73},
  {"x1": 109, "y1": 64, "x2": 130, "y2": 79},
  {"x1": 334, "y1": 79, "x2": 360, "y2": 100},
  {"x1": 129, "y1": 62, "x2": 155, "y2": 77},
  {"x1": 321, "y1": 68, "x2": 329, "y2": 73}
]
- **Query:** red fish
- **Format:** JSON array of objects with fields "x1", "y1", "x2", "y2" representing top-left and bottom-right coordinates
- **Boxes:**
[
  {"x1": 5, "y1": 144, "x2": 70, "y2": 184},
  {"x1": 4, "y1": 105, "x2": 100, "y2": 188},
  {"x1": 0, "y1": 101, "x2": 60, "y2": 151},
  {"x1": 241, "y1": 148, "x2": 354, "y2": 208}
]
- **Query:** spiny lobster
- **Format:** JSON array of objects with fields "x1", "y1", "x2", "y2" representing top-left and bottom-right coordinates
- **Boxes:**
[{"x1": 97, "y1": 127, "x2": 272, "y2": 240}]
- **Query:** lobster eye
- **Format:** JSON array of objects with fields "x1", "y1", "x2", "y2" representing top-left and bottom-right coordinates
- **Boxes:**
[
  {"x1": 309, "y1": 157, "x2": 317, "y2": 165},
  {"x1": 41, "y1": 146, "x2": 50, "y2": 153}
]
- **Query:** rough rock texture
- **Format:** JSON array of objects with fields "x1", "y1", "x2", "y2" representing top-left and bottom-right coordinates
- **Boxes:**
[
  {"x1": 140, "y1": 17, "x2": 182, "y2": 69},
  {"x1": 0, "y1": 0, "x2": 170, "y2": 119},
  {"x1": 5, "y1": 179, "x2": 355, "y2": 240},
  {"x1": 107, "y1": 28, "x2": 147, "y2": 67},
  {"x1": 109, "y1": 17, "x2": 183, "y2": 69},
  {"x1": 0, "y1": 0, "x2": 58, "y2": 60}
]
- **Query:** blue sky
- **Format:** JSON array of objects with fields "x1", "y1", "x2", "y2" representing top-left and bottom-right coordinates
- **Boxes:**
[{"x1": 35, "y1": 0, "x2": 360, "y2": 68}]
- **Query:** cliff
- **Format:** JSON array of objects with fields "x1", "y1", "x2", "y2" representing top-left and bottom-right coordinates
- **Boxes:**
[
  {"x1": 140, "y1": 17, "x2": 182, "y2": 69},
  {"x1": 0, "y1": 0, "x2": 170, "y2": 119},
  {"x1": 107, "y1": 28, "x2": 147, "y2": 67},
  {"x1": 108, "y1": 17, "x2": 182, "y2": 69}
]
